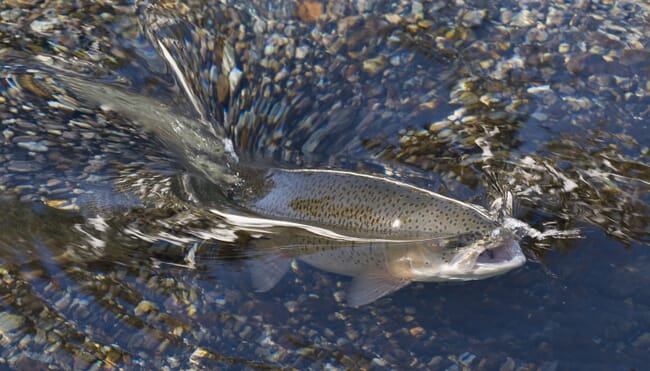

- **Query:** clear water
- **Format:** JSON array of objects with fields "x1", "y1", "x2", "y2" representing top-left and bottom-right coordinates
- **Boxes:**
[{"x1": 0, "y1": 0, "x2": 648, "y2": 369}]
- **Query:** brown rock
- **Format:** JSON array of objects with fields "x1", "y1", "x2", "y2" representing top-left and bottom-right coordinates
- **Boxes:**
[
  {"x1": 216, "y1": 73, "x2": 229, "y2": 104},
  {"x1": 621, "y1": 49, "x2": 650, "y2": 67},
  {"x1": 567, "y1": 52, "x2": 631, "y2": 76},
  {"x1": 296, "y1": 0, "x2": 323, "y2": 22}
]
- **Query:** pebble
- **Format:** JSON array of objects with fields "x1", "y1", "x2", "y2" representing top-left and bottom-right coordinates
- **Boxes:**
[
  {"x1": 558, "y1": 43, "x2": 570, "y2": 53},
  {"x1": 459, "y1": 352, "x2": 476, "y2": 366},
  {"x1": 510, "y1": 9, "x2": 535, "y2": 27},
  {"x1": 527, "y1": 85, "x2": 551, "y2": 94},
  {"x1": 228, "y1": 67, "x2": 242, "y2": 94},
  {"x1": 461, "y1": 9, "x2": 486, "y2": 27},
  {"x1": 362, "y1": 56, "x2": 386, "y2": 75},
  {"x1": 384, "y1": 13, "x2": 402, "y2": 24},
  {"x1": 68, "y1": 120, "x2": 92, "y2": 129},
  {"x1": 0, "y1": 312, "x2": 24, "y2": 333},
  {"x1": 429, "y1": 355, "x2": 443, "y2": 367},
  {"x1": 54, "y1": 294, "x2": 71, "y2": 310},
  {"x1": 546, "y1": 7, "x2": 564, "y2": 26},
  {"x1": 47, "y1": 100, "x2": 78, "y2": 111},
  {"x1": 295, "y1": 45, "x2": 309, "y2": 59},
  {"x1": 411, "y1": 1, "x2": 423, "y2": 19},
  {"x1": 6, "y1": 160, "x2": 42, "y2": 173},
  {"x1": 214, "y1": 297, "x2": 226, "y2": 306},
  {"x1": 531, "y1": 112, "x2": 548, "y2": 121},
  {"x1": 284, "y1": 300, "x2": 298, "y2": 313},
  {"x1": 296, "y1": 0, "x2": 323, "y2": 22},
  {"x1": 189, "y1": 347, "x2": 209, "y2": 364},
  {"x1": 45, "y1": 179, "x2": 62, "y2": 187},
  {"x1": 409, "y1": 326, "x2": 425, "y2": 337},
  {"x1": 134, "y1": 300, "x2": 158, "y2": 316},
  {"x1": 16, "y1": 141, "x2": 48, "y2": 152},
  {"x1": 372, "y1": 357, "x2": 387, "y2": 366},
  {"x1": 30, "y1": 19, "x2": 58, "y2": 33},
  {"x1": 346, "y1": 329, "x2": 359, "y2": 341}
]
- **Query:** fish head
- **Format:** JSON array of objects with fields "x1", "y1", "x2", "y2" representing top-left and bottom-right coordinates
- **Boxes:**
[{"x1": 404, "y1": 228, "x2": 526, "y2": 281}]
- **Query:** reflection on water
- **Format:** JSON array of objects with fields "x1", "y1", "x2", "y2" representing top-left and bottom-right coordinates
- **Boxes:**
[{"x1": 0, "y1": 0, "x2": 649, "y2": 369}]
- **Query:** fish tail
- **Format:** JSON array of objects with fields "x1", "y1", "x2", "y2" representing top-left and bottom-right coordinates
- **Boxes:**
[{"x1": 138, "y1": 2, "x2": 362, "y2": 167}]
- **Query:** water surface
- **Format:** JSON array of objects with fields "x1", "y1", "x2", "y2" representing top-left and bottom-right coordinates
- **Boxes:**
[{"x1": 0, "y1": 0, "x2": 648, "y2": 369}]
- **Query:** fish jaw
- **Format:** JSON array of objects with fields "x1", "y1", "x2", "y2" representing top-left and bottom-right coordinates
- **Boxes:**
[
  {"x1": 469, "y1": 238, "x2": 526, "y2": 278},
  {"x1": 416, "y1": 234, "x2": 526, "y2": 282}
]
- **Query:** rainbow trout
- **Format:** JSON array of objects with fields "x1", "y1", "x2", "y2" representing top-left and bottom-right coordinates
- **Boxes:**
[
  {"x1": 56, "y1": 72, "x2": 525, "y2": 306},
  {"x1": 218, "y1": 168, "x2": 525, "y2": 306}
]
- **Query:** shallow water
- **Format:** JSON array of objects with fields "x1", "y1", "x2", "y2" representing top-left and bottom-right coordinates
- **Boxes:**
[{"x1": 0, "y1": 0, "x2": 649, "y2": 369}]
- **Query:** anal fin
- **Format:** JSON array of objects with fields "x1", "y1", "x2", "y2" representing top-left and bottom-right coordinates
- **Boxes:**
[
  {"x1": 248, "y1": 253, "x2": 291, "y2": 293},
  {"x1": 348, "y1": 270, "x2": 410, "y2": 307}
]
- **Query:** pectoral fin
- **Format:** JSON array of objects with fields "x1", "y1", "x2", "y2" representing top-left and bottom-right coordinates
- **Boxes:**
[
  {"x1": 348, "y1": 270, "x2": 411, "y2": 307},
  {"x1": 248, "y1": 254, "x2": 291, "y2": 293}
]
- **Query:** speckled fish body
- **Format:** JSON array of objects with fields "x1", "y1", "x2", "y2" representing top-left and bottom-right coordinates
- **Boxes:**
[{"x1": 243, "y1": 168, "x2": 500, "y2": 240}]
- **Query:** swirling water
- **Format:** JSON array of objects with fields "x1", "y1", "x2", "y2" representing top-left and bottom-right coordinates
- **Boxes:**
[{"x1": 0, "y1": 0, "x2": 648, "y2": 369}]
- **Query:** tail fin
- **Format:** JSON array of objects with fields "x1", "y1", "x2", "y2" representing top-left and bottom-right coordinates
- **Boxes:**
[
  {"x1": 138, "y1": 2, "x2": 366, "y2": 167},
  {"x1": 138, "y1": 1, "x2": 229, "y2": 128}
]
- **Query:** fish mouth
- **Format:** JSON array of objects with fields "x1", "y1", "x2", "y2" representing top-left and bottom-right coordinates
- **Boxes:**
[
  {"x1": 473, "y1": 239, "x2": 526, "y2": 274},
  {"x1": 445, "y1": 236, "x2": 525, "y2": 280}
]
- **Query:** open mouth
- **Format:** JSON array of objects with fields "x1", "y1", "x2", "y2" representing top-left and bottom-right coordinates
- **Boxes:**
[{"x1": 475, "y1": 239, "x2": 525, "y2": 268}]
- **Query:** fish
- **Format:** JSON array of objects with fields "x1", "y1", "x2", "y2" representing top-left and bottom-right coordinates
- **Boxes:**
[
  {"x1": 53, "y1": 72, "x2": 526, "y2": 306},
  {"x1": 217, "y1": 168, "x2": 526, "y2": 306}
]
